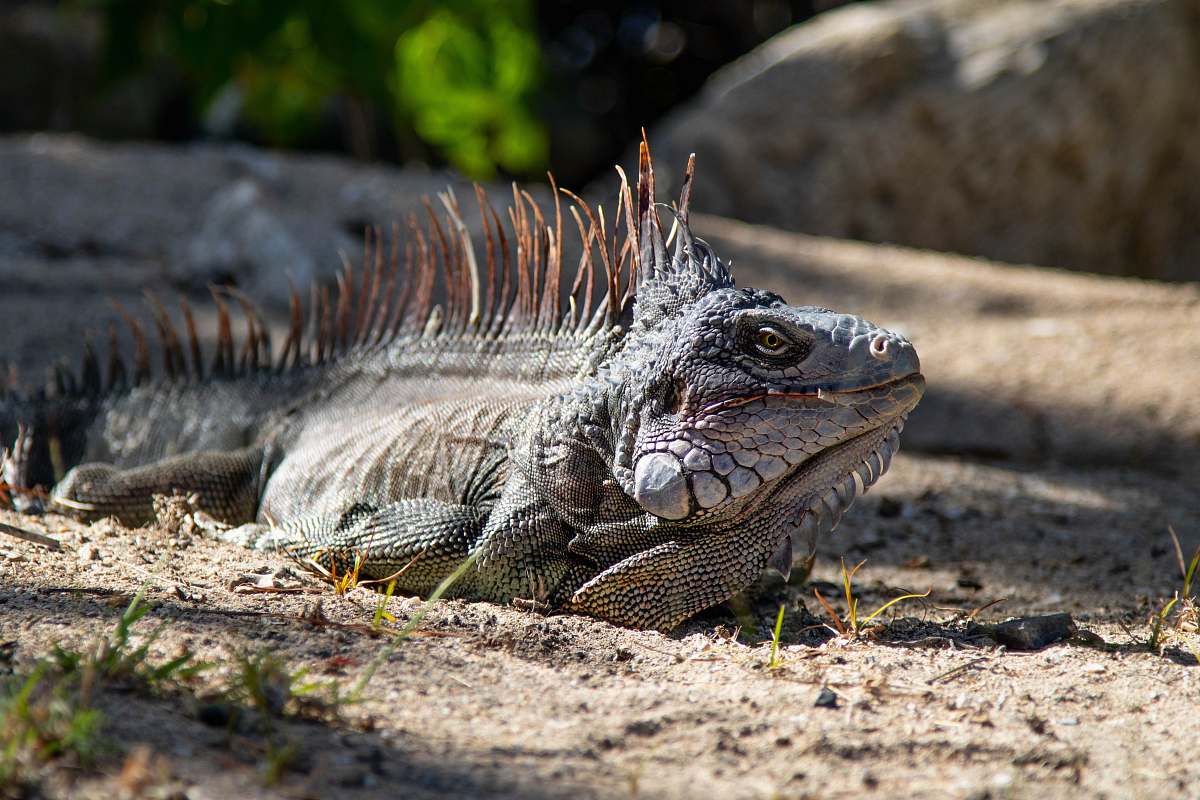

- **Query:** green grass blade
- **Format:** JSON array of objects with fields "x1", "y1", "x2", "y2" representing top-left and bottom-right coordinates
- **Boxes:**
[
  {"x1": 350, "y1": 550, "x2": 480, "y2": 700},
  {"x1": 1184, "y1": 548, "x2": 1199, "y2": 599},
  {"x1": 861, "y1": 588, "x2": 933, "y2": 626},
  {"x1": 768, "y1": 605, "x2": 785, "y2": 669}
]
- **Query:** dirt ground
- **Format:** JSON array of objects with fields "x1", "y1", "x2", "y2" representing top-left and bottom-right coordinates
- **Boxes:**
[
  {"x1": 2, "y1": 137, "x2": 1199, "y2": 799},
  {"x1": 3, "y1": 449, "x2": 1197, "y2": 800}
]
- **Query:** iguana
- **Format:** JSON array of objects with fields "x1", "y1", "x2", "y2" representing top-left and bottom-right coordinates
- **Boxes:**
[{"x1": 0, "y1": 143, "x2": 923, "y2": 631}]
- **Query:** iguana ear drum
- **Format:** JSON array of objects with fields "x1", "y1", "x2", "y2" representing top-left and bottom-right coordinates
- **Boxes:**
[{"x1": 632, "y1": 452, "x2": 691, "y2": 520}]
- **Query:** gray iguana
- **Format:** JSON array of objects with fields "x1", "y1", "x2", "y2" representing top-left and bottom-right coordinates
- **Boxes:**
[{"x1": 0, "y1": 143, "x2": 924, "y2": 631}]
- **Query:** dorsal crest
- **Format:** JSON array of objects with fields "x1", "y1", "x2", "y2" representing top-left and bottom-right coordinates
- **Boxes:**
[
  {"x1": 626, "y1": 137, "x2": 734, "y2": 330},
  {"x1": 6, "y1": 142, "x2": 731, "y2": 403}
]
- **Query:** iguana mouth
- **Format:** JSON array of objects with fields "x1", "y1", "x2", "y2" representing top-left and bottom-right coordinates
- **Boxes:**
[
  {"x1": 698, "y1": 377, "x2": 918, "y2": 416},
  {"x1": 760, "y1": 372, "x2": 923, "y2": 579}
]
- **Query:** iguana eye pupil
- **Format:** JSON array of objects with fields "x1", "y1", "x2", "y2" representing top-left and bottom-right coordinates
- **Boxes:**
[{"x1": 757, "y1": 329, "x2": 785, "y2": 352}]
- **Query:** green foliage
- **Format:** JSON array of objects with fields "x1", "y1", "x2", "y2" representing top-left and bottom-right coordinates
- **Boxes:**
[
  {"x1": 225, "y1": 651, "x2": 346, "y2": 721},
  {"x1": 351, "y1": 549, "x2": 480, "y2": 700},
  {"x1": 88, "y1": 0, "x2": 547, "y2": 178},
  {"x1": 394, "y1": 6, "x2": 544, "y2": 177},
  {"x1": 0, "y1": 664, "x2": 106, "y2": 788},
  {"x1": 209, "y1": 652, "x2": 336, "y2": 785},
  {"x1": 373, "y1": 579, "x2": 399, "y2": 629}
]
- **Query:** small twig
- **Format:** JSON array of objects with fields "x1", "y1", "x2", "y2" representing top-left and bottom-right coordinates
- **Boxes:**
[
  {"x1": 356, "y1": 550, "x2": 425, "y2": 588},
  {"x1": 812, "y1": 587, "x2": 847, "y2": 636},
  {"x1": 927, "y1": 656, "x2": 989, "y2": 685},
  {"x1": 1168, "y1": 525, "x2": 1186, "y2": 579},
  {"x1": 233, "y1": 585, "x2": 324, "y2": 595},
  {"x1": 627, "y1": 637, "x2": 717, "y2": 663},
  {"x1": 967, "y1": 597, "x2": 1008, "y2": 620},
  {"x1": 1115, "y1": 618, "x2": 1142, "y2": 645},
  {"x1": 0, "y1": 521, "x2": 63, "y2": 551},
  {"x1": 300, "y1": 554, "x2": 336, "y2": 581},
  {"x1": 41, "y1": 586, "x2": 127, "y2": 596},
  {"x1": 121, "y1": 559, "x2": 205, "y2": 592}
]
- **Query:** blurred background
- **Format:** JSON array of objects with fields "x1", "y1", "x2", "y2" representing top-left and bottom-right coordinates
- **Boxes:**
[
  {"x1": 6, "y1": 0, "x2": 1199, "y2": 282},
  {"x1": 2, "y1": 0, "x2": 1199, "y2": 475},
  {"x1": 0, "y1": 0, "x2": 845, "y2": 185}
]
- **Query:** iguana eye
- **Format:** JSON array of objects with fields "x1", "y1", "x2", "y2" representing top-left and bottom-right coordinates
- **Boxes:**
[{"x1": 755, "y1": 327, "x2": 788, "y2": 355}]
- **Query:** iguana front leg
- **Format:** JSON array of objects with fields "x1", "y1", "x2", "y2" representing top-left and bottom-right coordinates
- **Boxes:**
[
  {"x1": 49, "y1": 447, "x2": 264, "y2": 526},
  {"x1": 231, "y1": 492, "x2": 589, "y2": 606},
  {"x1": 564, "y1": 526, "x2": 777, "y2": 631}
]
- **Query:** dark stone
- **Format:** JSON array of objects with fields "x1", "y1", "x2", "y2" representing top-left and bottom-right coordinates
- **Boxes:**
[
  {"x1": 196, "y1": 702, "x2": 234, "y2": 727},
  {"x1": 877, "y1": 496, "x2": 904, "y2": 518},
  {"x1": 990, "y1": 613, "x2": 1076, "y2": 651},
  {"x1": 814, "y1": 687, "x2": 839, "y2": 708},
  {"x1": 625, "y1": 718, "x2": 662, "y2": 737},
  {"x1": 957, "y1": 574, "x2": 984, "y2": 591}
]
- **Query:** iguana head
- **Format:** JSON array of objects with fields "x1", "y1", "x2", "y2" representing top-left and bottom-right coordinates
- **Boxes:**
[
  {"x1": 518, "y1": 144, "x2": 924, "y2": 627},
  {"x1": 607, "y1": 146, "x2": 924, "y2": 578}
]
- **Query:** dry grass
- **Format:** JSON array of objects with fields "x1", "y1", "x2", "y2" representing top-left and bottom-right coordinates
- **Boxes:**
[
  {"x1": 1148, "y1": 526, "x2": 1199, "y2": 658},
  {"x1": 812, "y1": 557, "x2": 931, "y2": 639}
]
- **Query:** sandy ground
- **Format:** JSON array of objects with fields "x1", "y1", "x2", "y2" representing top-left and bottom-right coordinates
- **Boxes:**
[
  {"x1": 1, "y1": 137, "x2": 1198, "y2": 799},
  {"x1": 2, "y1": 449, "x2": 1197, "y2": 800}
]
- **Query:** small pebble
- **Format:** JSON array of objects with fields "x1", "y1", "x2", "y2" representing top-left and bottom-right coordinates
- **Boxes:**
[
  {"x1": 77, "y1": 543, "x2": 100, "y2": 562},
  {"x1": 197, "y1": 703, "x2": 234, "y2": 727},
  {"x1": 814, "y1": 687, "x2": 839, "y2": 708}
]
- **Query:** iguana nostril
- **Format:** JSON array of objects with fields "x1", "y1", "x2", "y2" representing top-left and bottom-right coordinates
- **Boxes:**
[{"x1": 870, "y1": 335, "x2": 890, "y2": 360}]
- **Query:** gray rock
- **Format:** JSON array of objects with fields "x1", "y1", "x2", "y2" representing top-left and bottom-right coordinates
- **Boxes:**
[
  {"x1": 990, "y1": 613, "x2": 1077, "y2": 651},
  {"x1": 652, "y1": 0, "x2": 1200, "y2": 280},
  {"x1": 182, "y1": 179, "x2": 319, "y2": 300}
]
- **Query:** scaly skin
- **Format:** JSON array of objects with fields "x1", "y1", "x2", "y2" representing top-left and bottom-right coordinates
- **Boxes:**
[{"x1": 0, "y1": 144, "x2": 924, "y2": 631}]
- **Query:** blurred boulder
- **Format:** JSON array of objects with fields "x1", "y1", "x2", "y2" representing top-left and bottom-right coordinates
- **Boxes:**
[
  {"x1": 652, "y1": 0, "x2": 1200, "y2": 280},
  {"x1": 0, "y1": 134, "x2": 504, "y2": 377},
  {"x1": 182, "y1": 180, "x2": 319, "y2": 300}
]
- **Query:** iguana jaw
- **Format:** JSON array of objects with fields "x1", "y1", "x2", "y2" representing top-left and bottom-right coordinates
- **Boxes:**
[
  {"x1": 695, "y1": 375, "x2": 920, "y2": 416},
  {"x1": 744, "y1": 372, "x2": 922, "y2": 580},
  {"x1": 763, "y1": 414, "x2": 909, "y2": 581}
]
